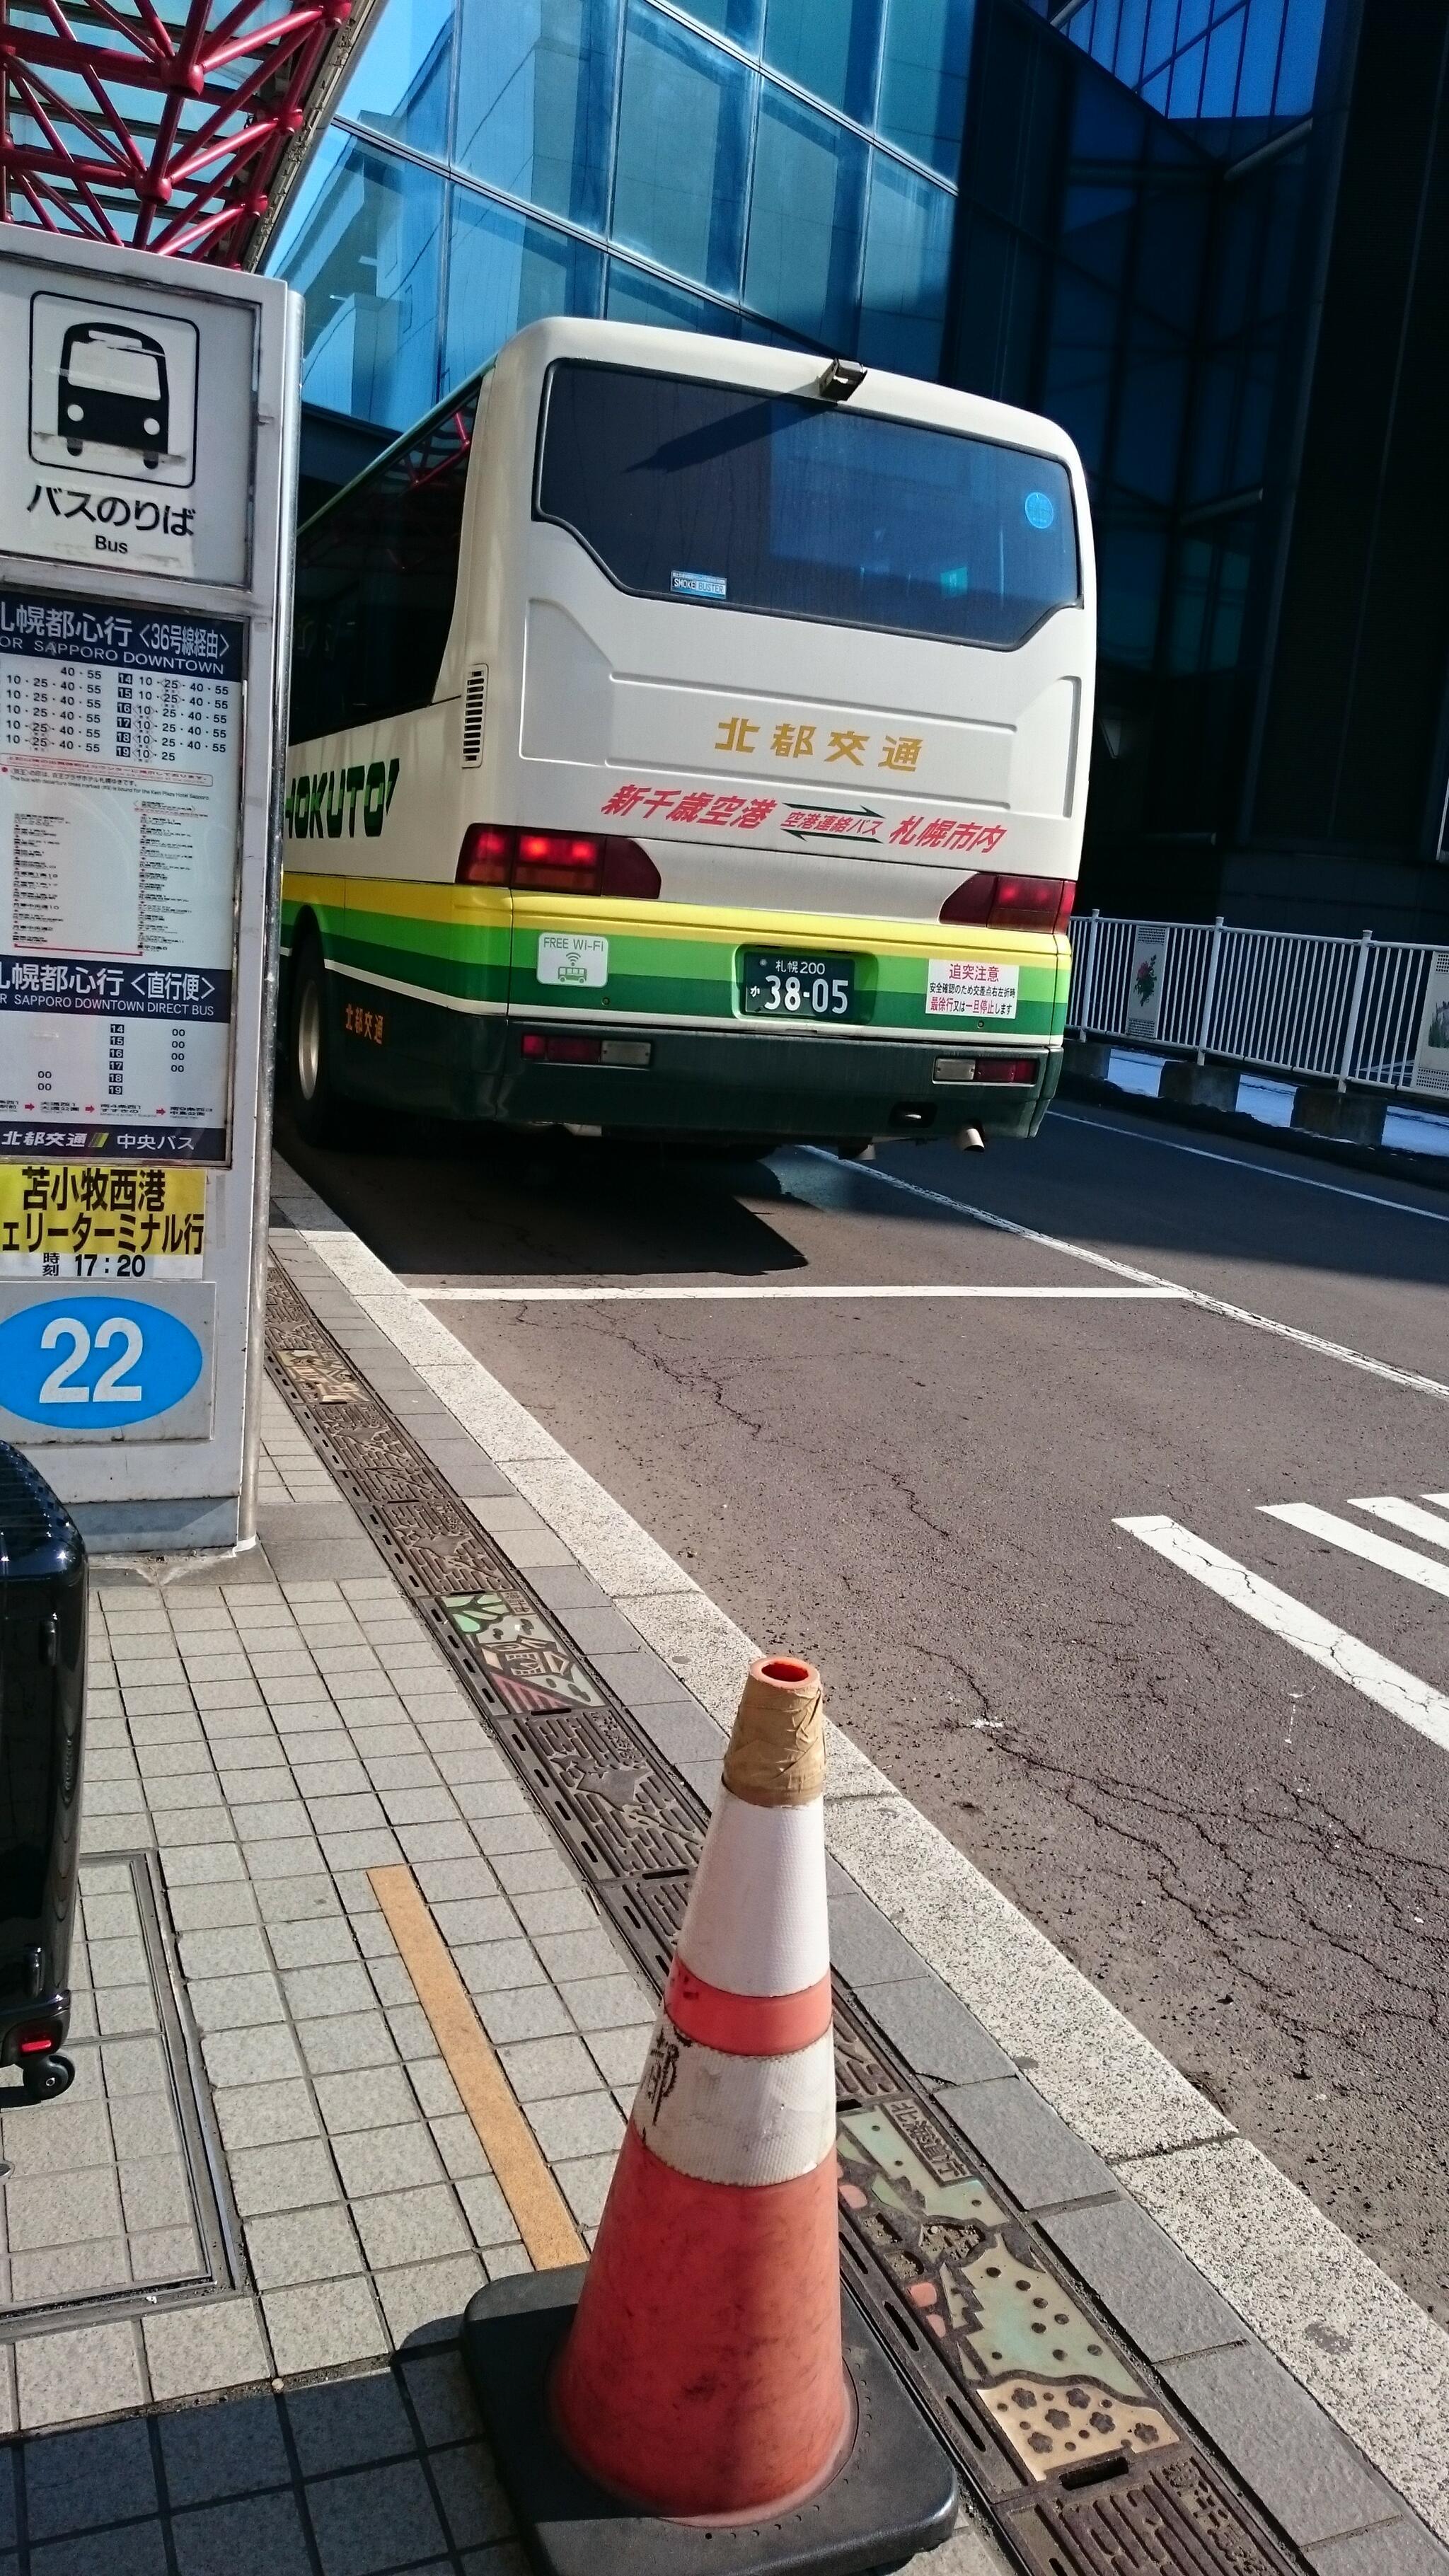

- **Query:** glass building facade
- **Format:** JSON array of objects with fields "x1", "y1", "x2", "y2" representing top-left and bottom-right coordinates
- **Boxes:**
[
  {"x1": 265, "y1": 0, "x2": 974, "y2": 435},
  {"x1": 948, "y1": 0, "x2": 1314, "y2": 906},
  {"x1": 266, "y1": 0, "x2": 1449, "y2": 937},
  {"x1": 1059, "y1": 0, "x2": 1325, "y2": 129}
]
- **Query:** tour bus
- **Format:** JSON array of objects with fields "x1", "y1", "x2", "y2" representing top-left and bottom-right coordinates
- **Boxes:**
[{"x1": 281, "y1": 317, "x2": 1094, "y2": 1153}]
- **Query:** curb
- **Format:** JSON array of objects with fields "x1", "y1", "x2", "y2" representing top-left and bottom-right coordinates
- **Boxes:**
[
  {"x1": 1056, "y1": 1070, "x2": 1449, "y2": 1197},
  {"x1": 268, "y1": 1151, "x2": 1449, "y2": 2566}
]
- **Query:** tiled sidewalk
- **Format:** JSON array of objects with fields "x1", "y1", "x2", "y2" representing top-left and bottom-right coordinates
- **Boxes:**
[
  {"x1": 1, "y1": 2358, "x2": 519, "y2": 2575},
  {"x1": 0, "y1": 1385, "x2": 671, "y2": 2572},
  {"x1": 0, "y1": 1376, "x2": 1008, "y2": 2575},
  {"x1": 31, "y1": 1382, "x2": 658, "y2": 2408},
  {"x1": 0, "y1": 1857, "x2": 213, "y2": 2323}
]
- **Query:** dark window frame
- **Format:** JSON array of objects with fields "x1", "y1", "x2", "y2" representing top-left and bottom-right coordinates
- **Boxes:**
[
  {"x1": 289, "y1": 377, "x2": 484, "y2": 744},
  {"x1": 531, "y1": 357, "x2": 1085, "y2": 654}
]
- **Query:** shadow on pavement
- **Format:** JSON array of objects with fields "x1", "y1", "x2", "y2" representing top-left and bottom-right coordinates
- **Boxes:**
[{"x1": 1, "y1": 2340, "x2": 514, "y2": 2573}]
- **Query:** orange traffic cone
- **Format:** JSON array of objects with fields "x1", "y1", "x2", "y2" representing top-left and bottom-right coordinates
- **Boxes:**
[
  {"x1": 461, "y1": 1654, "x2": 957, "y2": 2576},
  {"x1": 552, "y1": 1655, "x2": 845, "y2": 2516}
]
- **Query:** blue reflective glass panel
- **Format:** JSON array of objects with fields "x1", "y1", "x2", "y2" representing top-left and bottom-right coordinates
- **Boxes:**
[
  {"x1": 857, "y1": 155, "x2": 952, "y2": 376},
  {"x1": 1041, "y1": 269, "x2": 1116, "y2": 475},
  {"x1": 454, "y1": 0, "x2": 619, "y2": 233},
  {"x1": 1143, "y1": 0, "x2": 1179, "y2": 76},
  {"x1": 675, "y1": 0, "x2": 765, "y2": 45},
  {"x1": 1095, "y1": 519, "x2": 1165, "y2": 666},
  {"x1": 1168, "y1": 37, "x2": 1206, "y2": 112},
  {"x1": 1273, "y1": 0, "x2": 1324, "y2": 112},
  {"x1": 606, "y1": 259, "x2": 741, "y2": 332},
  {"x1": 744, "y1": 85, "x2": 867, "y2": 350},
  {"x1": 1112, "y1": 345, "x2": 1189, "y2": 502},
  {"x1": 762, "y1": 0, "x2": 884, "y2": 123},
  {"x1": 336, "y1": 0, "x2": 452, "y2": 158},
  {"x1": 1061, "y1": 183, "x2": 1136, "y2": 291},
  {"x1": 273, "y1": 131, "x2": 444, "y2": 430},
  {"x1": 1112, "y1": 0, "x2": 1149, "y2": 85},
  {"x1": 613, "y1": 3, "x2": 750, "y2": 294},
  {"x1": 877, "y1": 0, "x2": 974, "y2": 178},
  {"x1": 443, "y1": 188, "x2": 604, "y2": 391},
  {"x1": 1235, "y1": 0, "x2": 1286, "y2": 114},
  {"x1": 1201, "y1": 11, "x2": 1244, "y2": 115}
]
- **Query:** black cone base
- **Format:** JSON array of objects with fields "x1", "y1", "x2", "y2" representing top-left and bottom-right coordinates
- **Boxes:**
[{"x1": 460, "y1": 2265, "x2": 959, "y2": 2576}]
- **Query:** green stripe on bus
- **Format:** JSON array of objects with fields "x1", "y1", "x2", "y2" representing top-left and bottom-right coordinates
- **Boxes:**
[{"x1": 288, "y1": 901, "x2": 1068, "y2": 1035}]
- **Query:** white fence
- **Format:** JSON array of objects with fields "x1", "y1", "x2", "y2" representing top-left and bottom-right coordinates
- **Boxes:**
[{"x1": 1066, "y1": 914, "x2": 1449, "y2": 1099}]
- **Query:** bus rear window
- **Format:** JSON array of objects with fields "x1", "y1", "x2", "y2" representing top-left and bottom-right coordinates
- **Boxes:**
[{"x1": 536, "y1": 362, "x2": 1079, "y2": 652}]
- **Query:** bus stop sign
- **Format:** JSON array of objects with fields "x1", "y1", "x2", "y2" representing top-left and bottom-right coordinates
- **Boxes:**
[{"x1": 0, "y1": 229, "x2": 301, "y2": 1551}]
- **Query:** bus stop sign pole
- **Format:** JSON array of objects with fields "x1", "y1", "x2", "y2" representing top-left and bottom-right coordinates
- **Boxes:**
[{"x1": 0, "y1": 229, "x2": 301, "y2": 1552}]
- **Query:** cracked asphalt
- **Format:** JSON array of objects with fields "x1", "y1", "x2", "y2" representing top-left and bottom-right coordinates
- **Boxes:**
[{"x1": 278, "y1": 1097, "x2": 1449, "y2": 2320}]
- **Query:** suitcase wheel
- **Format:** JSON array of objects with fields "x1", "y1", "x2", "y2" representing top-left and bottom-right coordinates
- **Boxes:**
[{"x1": 21, "y1": 2053, "x2": 75, "y2": 2103}]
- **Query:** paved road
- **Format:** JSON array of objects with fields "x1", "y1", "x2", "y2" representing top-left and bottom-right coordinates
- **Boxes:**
[{"x1": 278, "y1": 1097, "x2": 1449, "y2": 2320}]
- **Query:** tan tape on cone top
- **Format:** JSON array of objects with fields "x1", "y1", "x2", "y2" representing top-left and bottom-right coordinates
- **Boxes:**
[{"x1": 722, "y1": 1657, "x2": 826, "y2": 1808}]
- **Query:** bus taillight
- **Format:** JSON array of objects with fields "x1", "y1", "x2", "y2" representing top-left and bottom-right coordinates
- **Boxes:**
[
  {"x1": 456, "y1": 827, "x2": 661, "y2": 898},
  {"x1": 939, "y1": 874, "x2": 1074, "y2": 932},
  {"x1": 456, "y1": 826, "x2": 512, "y2": 884},
  {"x1": 975, "y1": 1056, "x2": 1039, "y2": 1085}
]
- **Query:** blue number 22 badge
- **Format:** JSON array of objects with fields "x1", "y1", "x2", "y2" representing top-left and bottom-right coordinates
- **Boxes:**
[{"x1": 0, "y1": 1296, "x2": 203, "y2": 1428}]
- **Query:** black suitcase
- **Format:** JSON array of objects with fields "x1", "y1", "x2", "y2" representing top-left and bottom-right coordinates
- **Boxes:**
[{"x1": 0, "y1": 1441, "x2": 86, "y2": 2101}]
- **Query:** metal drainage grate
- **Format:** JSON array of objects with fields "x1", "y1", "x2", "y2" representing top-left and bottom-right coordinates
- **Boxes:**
[
  {"x1": 266, "y1": 1258, "x2": 1307, "y2": 2576},
  {"x1": 0, "y1": 1850, "x2": 244, "y2": 2337}
]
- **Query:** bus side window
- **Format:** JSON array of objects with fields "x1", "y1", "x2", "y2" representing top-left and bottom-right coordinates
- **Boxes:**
[{"x1": 290, "y1": 385, "x2": 482, "y2": 744}]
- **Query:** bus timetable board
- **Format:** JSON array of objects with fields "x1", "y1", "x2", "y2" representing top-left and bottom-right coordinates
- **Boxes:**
[
  {"x1": 0, "y1": 231, "x2": 301, "y2": 1552},
  {"x1": 0, "y1": 589, "x2": 243, "y2": 1164}
]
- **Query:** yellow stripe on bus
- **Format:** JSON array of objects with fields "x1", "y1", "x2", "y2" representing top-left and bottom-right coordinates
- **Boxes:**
[
  {"x1": 512, "y1": 894, "x2": 1067, "y2": 961},
  {"x1": 284, "y1": 870, "x2": 1070, "y2": 962},
  {"x1": 345, "y1": 877, "x2": 513, "y2": 926}
]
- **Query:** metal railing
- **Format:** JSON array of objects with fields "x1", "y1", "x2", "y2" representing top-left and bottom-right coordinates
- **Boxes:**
[{"x1": 1066, "y1": 913, "x2": 1445, "y2": 1096}]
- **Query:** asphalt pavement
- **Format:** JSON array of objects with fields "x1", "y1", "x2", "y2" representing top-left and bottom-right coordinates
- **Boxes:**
[{"x1": 276, "y1": 1095, "x2": 1449, "y2": 2325}]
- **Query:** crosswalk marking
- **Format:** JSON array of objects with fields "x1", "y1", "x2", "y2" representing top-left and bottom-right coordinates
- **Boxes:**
[
  {"x1": 1348, "y1": 1496, "x2": 1449, "y2": 1552},
  {"x1": 1117, "y1": 1515, "x2": 1449, "y2": 1755},
  {"x1": 1260, "y1": 1502, "x2": 1449, "y2": 1602}
]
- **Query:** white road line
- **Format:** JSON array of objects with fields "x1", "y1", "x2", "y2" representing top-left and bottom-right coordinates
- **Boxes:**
[
  {"x1": 1349, "y1": 1495, "x2": 1449, "y2": 1552},
  {"x1": 799, "y1": 1148, "x2": 1449, "y2": 1405},
  {"x1": 417, "y1": 1282, "x2": 1188, "y2": 1303},
  {"x1": 1118, "y1": 1515, "x2": 1449, "y2": 1755},
  {"x1": 1261, "y1": 1501, "x2": 1449, "y2": 1601},
  {"x1": 1050, "y1": 1108, "x2": 1449, "y2": 1226}
]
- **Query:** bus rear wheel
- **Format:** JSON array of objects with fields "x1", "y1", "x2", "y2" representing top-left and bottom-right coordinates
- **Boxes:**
[{"x1": 287, "y1": 932, "x2": 345, "y2": 1145}]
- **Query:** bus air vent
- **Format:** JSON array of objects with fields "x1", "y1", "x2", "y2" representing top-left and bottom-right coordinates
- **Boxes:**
[{"x1": 462, "y1": 665, "x2": 488, "y2": 768}]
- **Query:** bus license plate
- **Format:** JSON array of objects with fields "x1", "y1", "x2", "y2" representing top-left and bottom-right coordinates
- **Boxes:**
[{"x1": 741, "y1": 952, "x2": 855, "y2": 1020}]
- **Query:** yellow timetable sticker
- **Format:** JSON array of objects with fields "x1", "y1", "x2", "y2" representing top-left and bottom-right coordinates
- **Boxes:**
[{"x1": 0, "y1": 1165, "x2": 205, "y2": 1277}]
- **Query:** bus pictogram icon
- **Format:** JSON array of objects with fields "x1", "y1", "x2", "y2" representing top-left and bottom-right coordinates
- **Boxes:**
[
  {"x1": 29, "y1": 293, "x2": 198, "y2": 489},
  {"x1": 58, "y1": 323, "x2": 170, "y2": 469}
]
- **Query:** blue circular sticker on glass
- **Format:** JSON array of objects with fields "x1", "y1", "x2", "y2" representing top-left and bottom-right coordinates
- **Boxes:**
[
  {"x1": 0, "y1": 1296, "x2": 203, "y2": 1429},
  {"x1": 1024, "y1": 490, "x2": 1056, "y2": 531}
]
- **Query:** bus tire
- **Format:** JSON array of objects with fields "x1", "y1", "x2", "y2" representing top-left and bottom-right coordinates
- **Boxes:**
[{"x1": 287, "y1": 930, "x2": 346, "y2": 1145}]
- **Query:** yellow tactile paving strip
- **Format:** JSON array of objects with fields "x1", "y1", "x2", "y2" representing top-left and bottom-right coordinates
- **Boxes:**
[{"x1": 369, "y1": 1863, "x2": 587, "y2": 2270}]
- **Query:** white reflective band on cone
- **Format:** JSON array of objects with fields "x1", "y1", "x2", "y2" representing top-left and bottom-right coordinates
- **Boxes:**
[
  {"x1": 631, "y1": 2017, "x2": 837, "y2": 2188},
  {"x1": 676, "y1": 1790, "x2": 830, "y2": 1997}
]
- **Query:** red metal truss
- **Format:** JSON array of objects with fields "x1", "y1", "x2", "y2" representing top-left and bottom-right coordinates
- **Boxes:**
[{"x1": 0, "y1": 0, "x2": 371, "y2": 264}]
